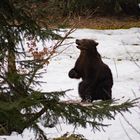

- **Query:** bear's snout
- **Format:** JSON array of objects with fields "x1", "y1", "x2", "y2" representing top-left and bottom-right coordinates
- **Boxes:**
[{"x1": 76, "y1": 39, "x2": 80, "y2": 45}]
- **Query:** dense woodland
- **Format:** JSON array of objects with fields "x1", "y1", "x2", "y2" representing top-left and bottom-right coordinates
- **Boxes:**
[{"x1": 43, "y1": 0, "x2": 140, "y2": 17}]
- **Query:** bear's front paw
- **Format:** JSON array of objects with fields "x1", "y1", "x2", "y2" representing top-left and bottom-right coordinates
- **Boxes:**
[{"x1": 68, "y1": 69, "x2": 80, "y2": 79}]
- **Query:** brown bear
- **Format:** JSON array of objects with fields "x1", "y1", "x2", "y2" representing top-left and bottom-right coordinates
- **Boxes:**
[{"x1": 68, "y1": 39, "x2": 113, "y2": 102}]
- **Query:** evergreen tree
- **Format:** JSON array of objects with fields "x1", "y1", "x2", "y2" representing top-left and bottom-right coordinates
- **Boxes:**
[{"x1": 0, "y1": 0, "x2": 139, "y2": 139}]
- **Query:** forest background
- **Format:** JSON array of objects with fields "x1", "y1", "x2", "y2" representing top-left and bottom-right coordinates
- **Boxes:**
[{"x1": 0, "y1": 0, "x2": 140, "y2": 140}]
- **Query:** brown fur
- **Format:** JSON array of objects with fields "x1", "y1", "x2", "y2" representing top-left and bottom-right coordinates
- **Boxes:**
[{"x1": 68, "y1": 39, "x2": 113, "y2": 102}]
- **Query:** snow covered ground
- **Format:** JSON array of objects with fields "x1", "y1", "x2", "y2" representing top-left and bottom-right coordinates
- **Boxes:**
[{"x1": 1, "y1": 28, "x2": 140, "y2": 140}]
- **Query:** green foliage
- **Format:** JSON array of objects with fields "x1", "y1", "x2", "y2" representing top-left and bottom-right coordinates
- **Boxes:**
[
  {"x1": 0, "y1": 0, "x2": 60, "y2": 101},
  {"x1": 0, "y1": 90, "x2": 67, "y2": 135},
  {"x1": 0, "y1": 91, "x2": 138, "y2": 136}
]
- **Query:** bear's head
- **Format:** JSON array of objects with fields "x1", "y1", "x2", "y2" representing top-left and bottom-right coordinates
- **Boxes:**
[{"x1": 76, "y1": 39, "x2": 98, "y2": 52}]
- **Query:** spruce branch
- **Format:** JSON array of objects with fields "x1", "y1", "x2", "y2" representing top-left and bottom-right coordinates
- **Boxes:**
[{"x1": 0, "y1": 88, "x2": 139, "y2": 135}]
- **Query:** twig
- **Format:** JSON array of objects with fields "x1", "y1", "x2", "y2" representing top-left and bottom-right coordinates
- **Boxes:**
[
  {"x1": 85, "y1": 7, "x2": 99, "y2": 19},
  {"x1": 43, "y1": 28, "x2": 76, "y2": 63},
  {"x1": 102, "y1": 56, "x2": 139, "y2": 62},
  {"x1": 122, "y1": 43, "x2": 140, "y2": 69},
  {"x1": 121, "y1": 113, "x2": 140, "y2": 135},
  {"x1": 51, "y1": 43, "x2": 74, "y2": 59},
  {"x1": 131, "y1": 89, "x2": 137, "y2": 98},
  {"x1": 113, "y1": 58, "x2": 118, "y2": 78},
  {"x1": 119, "y1": 118, "x2": 133, "y2": 140}
]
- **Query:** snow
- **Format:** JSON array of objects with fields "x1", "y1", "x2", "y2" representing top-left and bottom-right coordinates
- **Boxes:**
[{"x1": 1, "y1": 28, "x2": 140, "y2": 140}]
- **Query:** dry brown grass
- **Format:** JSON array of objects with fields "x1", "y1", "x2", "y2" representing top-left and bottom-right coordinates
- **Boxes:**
[{"x1": 49, "y1": 16, "x2": 140, "y2": 29}]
